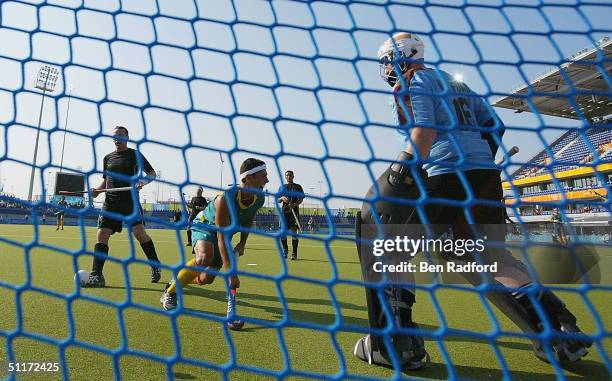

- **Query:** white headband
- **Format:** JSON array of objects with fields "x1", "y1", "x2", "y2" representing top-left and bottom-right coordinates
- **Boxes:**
[{"x1": 240, "y1": 164, "x2": 266, "y2": 180}]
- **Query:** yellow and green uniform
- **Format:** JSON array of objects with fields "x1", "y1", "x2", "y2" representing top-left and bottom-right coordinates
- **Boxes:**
[
  {"x1": 57, "y1": 199, "x2": 67, "y2": 229},
  {"x1": 167, "y1": 188, "x2": 264, "y2": 294},
  {"x1": 551, "y1": 212, "x2": 566, "y2": 241},
  {"x1": 190, "y1": 188, "x2": 264, "y2": 268}
]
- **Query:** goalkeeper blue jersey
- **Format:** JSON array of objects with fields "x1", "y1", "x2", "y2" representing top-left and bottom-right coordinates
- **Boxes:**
[
  {"x1": 393, "y1": 68, "x2": 503, "y2": 176},
  {"x1": 191, "y1": 188, "x2": 264, "y2": 237}
]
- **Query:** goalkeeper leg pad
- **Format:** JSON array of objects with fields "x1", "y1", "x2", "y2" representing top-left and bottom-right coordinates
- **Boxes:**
[
  {"x1": 355, "y1": 286, "x2": 428, "y2": 370},
  {"x1": 483, "y1": 280, "x2": 591, "y2": 364},
  {"x1": 515, "y1": 287, "x2": 593, "y2": 364},
  {"x1": 453, "y1": 254, "x2": 540, "y2": 336},
  {"x1": 354, "y1": 153, "x2": 429, "y2": 370},
  {"x1": 356, "y1": 215, "x2": 418, "y2": 329},
  {"x1": 484, "y1": 283, "x2": 540, "y2": 335}
]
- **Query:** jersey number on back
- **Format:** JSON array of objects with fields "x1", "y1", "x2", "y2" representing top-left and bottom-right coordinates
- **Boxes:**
[{"x1": 452, "y1": 97, "x2": 475, "y2": 126}]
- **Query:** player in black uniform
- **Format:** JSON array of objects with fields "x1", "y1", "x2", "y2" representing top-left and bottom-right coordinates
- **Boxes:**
[
  {"x1": 186, "y1": 186, "x2": 208, "y2": 246},
  {"x1": 278, "y1": 170, "x2": 304, "y2": 260},
  {"x1": 173, "y1": 209, "x2": 182, "y2": 224},
  {"x1": 83, "y1": 126, "x2": 162, "y2": 287},
  {"x1": 56, "y1": 196, "x2": 67, "y2": 230}
]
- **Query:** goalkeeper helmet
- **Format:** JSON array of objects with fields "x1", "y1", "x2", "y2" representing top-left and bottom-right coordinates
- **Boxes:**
[{"x1": 378, "y1": 33, "x2": 425, "y2": 86}]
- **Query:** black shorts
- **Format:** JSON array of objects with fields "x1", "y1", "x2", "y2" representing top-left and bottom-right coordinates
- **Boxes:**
[
  {"x1": 98, "y1": 202, "x2": 145, "y2": 234},
  {"x1": 419, "y1": 169, "x2": 507, "y2": 264},
  {"x1": 422, "y1": 169, "x2": 504, "y2": 225},
  {"x1": 282, "y1": 209, "x2": 300, "y2": 230}
]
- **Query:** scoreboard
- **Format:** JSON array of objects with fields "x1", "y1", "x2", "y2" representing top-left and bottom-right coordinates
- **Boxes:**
[{"x1": 54, "y1": 172, "x2": 84, "y2": 195}]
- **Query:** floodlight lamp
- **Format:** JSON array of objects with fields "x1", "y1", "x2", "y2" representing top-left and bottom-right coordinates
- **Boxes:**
[{"x1": 35, "y1": 64, "x2": 60, "y2": 92}]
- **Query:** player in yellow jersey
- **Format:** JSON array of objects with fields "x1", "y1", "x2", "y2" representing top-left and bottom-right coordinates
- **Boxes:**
[{"x1": 160, "y1": 158, "x2": 268, "y2": 314}]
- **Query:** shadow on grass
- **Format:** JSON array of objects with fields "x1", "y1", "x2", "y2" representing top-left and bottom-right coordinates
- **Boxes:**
[
  {"x1": 175, "y1": 292, "x2": 603, "y2": 381},
  {"x1": 561, "y1": 359, "x2": 610, "y2": 379},
  {"x1": 427, "y1": 334, "x2": 533, "y2": 352},
  {"x1": 116, "y1": 284, "x2": 602, "y2": 378},
  {"x1": 245, "y1": 247, "x2": 277, "y2": 251},
  {"x1": 296, "y1": 258, "x2": 360, "y2": 265},
  {"x1": 102, "y1": 286, "x2": 164, "y2": 292},
  {"x1": 167, "y1": 349, "x2": 602, "y2": 381},
  {"x1": 406, "y1": 358, "x2": 606, "y2": 381},
  {"x1": 182, "y1": 286, "x2": 369, "y2": 327},
  {"x1": 102, "y1": 285, "x2": 542, "y2": 354},
  {"x1": 183, "y1": 287, "x2": 368, "y2": 313},
  {"x1": 172, "y1": 372, "x2": 197, "y2": 380},
  {"x1": 179, "y1": 287, "x2": 540, "y2": 353}
]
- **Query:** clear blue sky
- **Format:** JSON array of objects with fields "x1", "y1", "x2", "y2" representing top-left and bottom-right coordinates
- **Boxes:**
[{"x1": 0, "y1": 0, "x2": 610, "y2": 209}]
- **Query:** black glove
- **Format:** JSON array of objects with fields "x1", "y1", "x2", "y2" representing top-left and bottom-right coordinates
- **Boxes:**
[{"x1": 361, "y1": 151, "x2": 427, "y2": 225}]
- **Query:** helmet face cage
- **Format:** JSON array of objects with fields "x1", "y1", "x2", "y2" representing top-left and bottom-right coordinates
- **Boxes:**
[
  {"x1": 379, "y1": 49, "x2": 412, "y2": 87},
  {"x1": 378, "y1": 37, "x2": 422, "y2": 87}
]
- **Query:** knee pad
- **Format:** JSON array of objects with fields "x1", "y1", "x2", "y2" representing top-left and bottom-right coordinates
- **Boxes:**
[{"x1": 360, "y1": 152, "x2": 426, "y2": 226}]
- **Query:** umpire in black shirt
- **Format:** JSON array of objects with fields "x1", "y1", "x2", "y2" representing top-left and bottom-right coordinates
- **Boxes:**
[
  {"x1": 83, "y1": 126, "x2": 162, "y2": 287},
  {"x1": 186, "y1": 186, "x2": 208, "y2": 246},
  {"x1": 278, "y1": 170, "x2": 304, "y2": 260}
]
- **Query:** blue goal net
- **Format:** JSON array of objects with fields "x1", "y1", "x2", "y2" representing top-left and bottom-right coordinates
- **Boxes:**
[{"x1": 0, "y1": 1, "x2": 610, "y2": 380}]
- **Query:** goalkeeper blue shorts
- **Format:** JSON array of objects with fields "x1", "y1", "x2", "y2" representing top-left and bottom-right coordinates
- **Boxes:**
[{"x1": 191, "y1": 229, "x2": 223, "y2": 269}]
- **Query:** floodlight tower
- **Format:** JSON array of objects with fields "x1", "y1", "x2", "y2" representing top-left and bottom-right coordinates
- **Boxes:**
[
  {"x1": 59, "y1": 84, "x2": 74, "y2": 172},
  {"x1": 157, "y1": 171, "x2": 164, "y2": 203},
  {"x1": 308, "y1": 186, "x2": 315, "y2": 210},
  {"x1": 28, "y1": 64, "x2": 59, "y2": 202}
]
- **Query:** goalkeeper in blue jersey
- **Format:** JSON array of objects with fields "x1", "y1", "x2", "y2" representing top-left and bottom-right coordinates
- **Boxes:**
[
  {"x1": 354, "y1": 32, "x2": 592, "y2": 370},
  {"x1": 160, "y1": 158, "x2": 268, "y2": 311}
]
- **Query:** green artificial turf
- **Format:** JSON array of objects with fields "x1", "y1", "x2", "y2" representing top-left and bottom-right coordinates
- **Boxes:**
[{"x1": 0, "y1": 224, "x2": 610, "y2": 380}]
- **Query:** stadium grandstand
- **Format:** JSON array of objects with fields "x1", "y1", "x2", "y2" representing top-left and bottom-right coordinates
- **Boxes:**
[
  {"x1": 496, "y1": 37, "x2": 612, "y2": 228},
  {"x1": 0, "y1": 195, "x2": 357, "y2": 235}
]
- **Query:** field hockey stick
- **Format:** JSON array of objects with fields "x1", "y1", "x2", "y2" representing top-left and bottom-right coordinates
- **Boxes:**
[
  {"x1": 290, "y1": 207, "x2": 303, "y2": 232},
  {"x1": 227, "y1": 250, "x2": 244, "y2": 330},
  {"x1": 495, "y1": 146, "x2": 519, "y2": 166},
  {"x1": 59, "y1": 186, "x2": 133, "y2": 195}
]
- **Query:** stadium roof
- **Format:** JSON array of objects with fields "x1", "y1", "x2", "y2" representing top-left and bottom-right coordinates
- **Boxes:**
[{"x1": 494, "y1": 37, "x2": 612, "y2": 121}]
